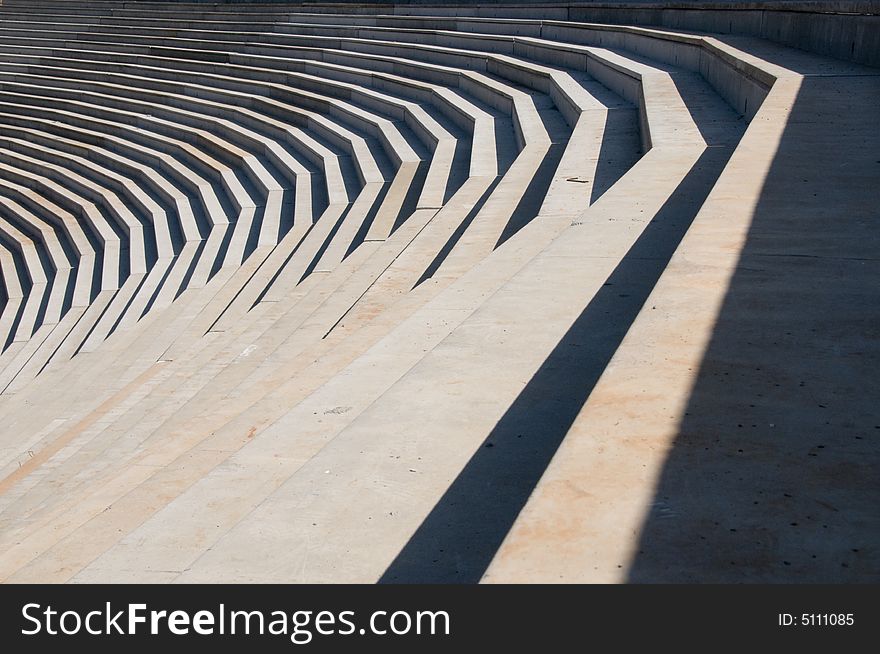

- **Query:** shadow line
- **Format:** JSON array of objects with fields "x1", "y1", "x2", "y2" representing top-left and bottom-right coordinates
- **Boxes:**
[
  {"x1": 627, "y1": 76, "x2": 880, "y2": 583},
  {"x1": 380, "y1": 145, "x2": 733, "y2": 582}
]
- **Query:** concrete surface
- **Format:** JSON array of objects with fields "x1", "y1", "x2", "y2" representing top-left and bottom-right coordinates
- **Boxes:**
[{"x1": 0, "y1": 1, "x2": 875, "y2": 584}]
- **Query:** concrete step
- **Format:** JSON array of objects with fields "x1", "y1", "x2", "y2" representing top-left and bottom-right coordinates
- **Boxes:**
[
  {"x1": 62, "y1": 126, "x2": 703, "y2": 583},
  {"x1": 0, "y1": 14, "x2": 632, "y2": 548},
  {"x1": 0, "y1": 193, "x2": 76, "y2": 336},
  {"x1": 0, "y1": 3, "x2": 840, "y2": 583},
  {"x1": 0, "y1": 101, "x2": 632, "y2": 580},
  {"x1": 0, "y1": 41, "x2": 516, "y2": 416},
  {"x1": 0, "y1": 172, "x2": 99, "y2": 308},
  {"x1": 485, "y1": 48, "x2": 879, "y2": 584}
]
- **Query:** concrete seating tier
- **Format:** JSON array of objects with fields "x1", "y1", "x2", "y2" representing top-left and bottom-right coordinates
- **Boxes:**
[{"x1": 0, "y1": 1, "x2": 875, "y2": 583}]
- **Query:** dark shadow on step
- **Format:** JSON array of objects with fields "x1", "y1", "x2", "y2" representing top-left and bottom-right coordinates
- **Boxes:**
[
  {"x1": 411, "y1": 177, "x2": 499, "y2": 290},
  {"x1": 0, "y1": 233, "x2": 31, "y2": 347},
  {"x1": 388, "y1": 159, "x2": 429, "y2": 237},
  {"x1": 626, "y1": 77, "x2": 880, "y2": 583},
  {"x1": 380, "y1": 145, "x2": 733, "y2": 583},
  {"x1": 494, "y1": 143, "x2": 565, "y2": 248},
  {"x1": 591, "y1": 107, "x2": 642, "y2": 204}
]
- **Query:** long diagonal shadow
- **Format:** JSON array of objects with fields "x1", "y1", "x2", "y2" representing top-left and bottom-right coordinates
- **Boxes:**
[
  {"x1": 627, "y1": 77, "x2": 880, "y2": 582},
  {"x1": 380, "y1": 145, "x2": 734, "y2": 583}
]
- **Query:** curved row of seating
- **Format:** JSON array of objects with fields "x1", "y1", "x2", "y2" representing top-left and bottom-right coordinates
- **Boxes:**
[
  {"x1": 0, "y1": 0, "x2": 750, "y2": 578},
  {"x1": 0, "y1": 7, "x2": 640, "y2": 386},
  {"x1": 0, "y1": 1, "x2": 873, "y2": 583}
]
